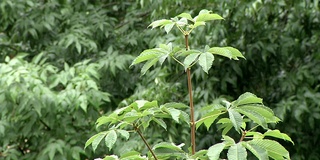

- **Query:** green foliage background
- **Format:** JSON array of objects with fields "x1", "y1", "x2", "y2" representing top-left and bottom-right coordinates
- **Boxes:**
[{"x1": 0, "y1": 0, "x2": 319, "y2": 159}]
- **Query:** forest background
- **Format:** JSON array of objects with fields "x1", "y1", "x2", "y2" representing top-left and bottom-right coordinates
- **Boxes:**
[{"x1": 0, "y1": 0, "x2": 319, "y2": 159}]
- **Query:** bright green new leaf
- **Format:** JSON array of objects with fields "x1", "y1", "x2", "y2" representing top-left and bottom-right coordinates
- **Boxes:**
[
  {"x1": 233, "y1": 92, "x2": 263, "y2": 106},
  {"x1": 105, "y1": 130, "x2": 117, "y2": 151},
  {"x1": 249, "y1": 139, "x2": 290, "y2": 160},
  {"x1": 183, "y1": 53, "x2": 201, "y2": 69},
  {"x1": 227, "y1": 143, "x2": 247, "y2": 160},
  {"x1": 177, "y1": 13, "x2": 193, "y2": 21},
  {"x1": 164, "y1": 23, "x2": 175, "y2": 34},
  {"x1": 198, "y1": 52, "x2": 214, "y2": 73},
  {"x1": 194, "y1": 10, "x2": 223, "y2": 22},
  {"x1": 148, "y1": 19, "x2": 172, "y2": 29},
  {"x1": 242, "y1": 142, "x2": 268, "y2": 160},
  {"x1": 207, "y1": 142, "x2": 225, "y2": 160},
  {"x1": 225, "y1": 47, "x2": 246, "y2": 60},
  {"x1": 208, "y1": 47, "x2": 233, "y2": 59},
  {"x1": 191, "y1": 21, "x2": 206, "y2": 28},
  {"x1": 228, "y1": 109, "x2": 243, "y2": 133},
  {"x1": 91, "y1": 132, "x2": 106, "y2": 151},
  {"x1": 123, "y1": 111, "x2": 141, "y2": 122},
  {"x1": 264, "y1": 130, "x2": 294, "y2": 144},
  {"x1": 85, "y1": 133, "x2": 103, "y2": 150},
  {"x1": 117, "y1": 129, "x2": 130, "y2": 140}
]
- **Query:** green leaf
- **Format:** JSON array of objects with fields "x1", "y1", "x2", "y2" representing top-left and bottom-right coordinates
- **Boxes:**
[
  {"x1": 141, "y1": 57, "x2": 159, "y2": 75},
  {"x1": 148, "y1": 19, "x2": 172, "y2": 29},
  {"x1": 168, "y1": 108, "x2": 181, "y2": 123},
  {"x1": 235, "y1": 108, "x2": 268, "y2": 129},
  {"x1": 225, "y1": 47, "x2": 246, "y2": 59},
  {"x1": 105, "y1": 130, "x2": 117, "y2": 151},
  {"x1": 162, "y1": 102, "x2": 189, "y2": 109},
  {"x1": 264, "y1": 130, "x2": 294, "y2": 144},
  {"x1": 131, "y1": 49, "x2": 162, "y2": 65},
  {"x1": 238, "y1": 105, "x2": 274, "y2": 119},
  {"x1": 183, "y1": 52, "x2": 201, "y2": 69},
  {"x1": 151, "y1": 117, "x2": 167, "y2": 130},
  {"x1": 198, "y1": 52, "x2": 214, "y2": 73},
  {"x1": 117, "y1": 129, "x2": 130, "y2": 140},
  {"x1": 242, "y1": 142, "x2": 268, "y2": 160},
  {"x1": 103, "y1": 155, "x2": 118, "y2": 160},
  {"x1": 208, "y1": 47, "x2": 232, "y2": 59},
  {"x1": 177, "y1": 13, "x2": 193, "y2": 21},
  {"x1": 222, "y1": 135, "x2": 236, "y2": 146},
  {"x1": 153, "y1": 142, "x2": 184, "y2": 152},
  {"x1": 190, "y1": 21, "x2": 206, "y2": 28},
  {"x1": 227, "y1": 143, "x2": 247, "y2": 160},
  {"x1": 233, "y1": 92, "x2": 263, "y2": 106},
  {"x1": 228, "y1": 109, "x2": 243, "y2": 133},
  {"x1": 164, "y1": 23, "x2": 175, "y2": 34},
  {"x1": 194, "y1": 10, "x2": 223, "y2": 22},
  {"x1": 196, "y1": 110, "x2": 223, "y2": 130},
  {"x1": 91, "y1": 132, "x2": 106, "y2": 151},
  {"x1": 249, "y1": 139, "x2": 290, "y2": 159},
  {"x1": 207, "y1": 142, "x2": 225, "y2": 160}
]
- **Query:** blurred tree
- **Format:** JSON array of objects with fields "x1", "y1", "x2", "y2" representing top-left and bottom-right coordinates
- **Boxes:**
[{"x1": 0, "y1": 0, "x2": 319, "y2": 159}]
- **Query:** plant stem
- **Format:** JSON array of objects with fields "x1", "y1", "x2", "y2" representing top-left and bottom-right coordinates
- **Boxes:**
[
  {"x1": 185, "y1": 34, "x2": 196, "y2": 154},
  {"x1": 239, "y1": 130, "x2": 247, "y2": 142},
  {"x1": 134, "y1": 125, "x2": 158, "y2": 160}
]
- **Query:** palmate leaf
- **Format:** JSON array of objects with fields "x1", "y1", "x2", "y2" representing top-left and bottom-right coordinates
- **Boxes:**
[
  {"x1": 227, "y1": 143, "x2": 247, "y2": 160},
  {"x1": 248, "y1": 139, "x2": 290, "y2": 160}
]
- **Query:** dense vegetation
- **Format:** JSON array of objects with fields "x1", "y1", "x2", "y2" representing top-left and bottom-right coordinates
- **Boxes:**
[{"x1": 0, "y1": 0, "x2": 319, "y2": 159}]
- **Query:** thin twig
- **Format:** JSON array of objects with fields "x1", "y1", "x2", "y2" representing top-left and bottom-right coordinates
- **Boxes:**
[{"x1": 134, "y1": 126, "x2": 158, "y2": 160}]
